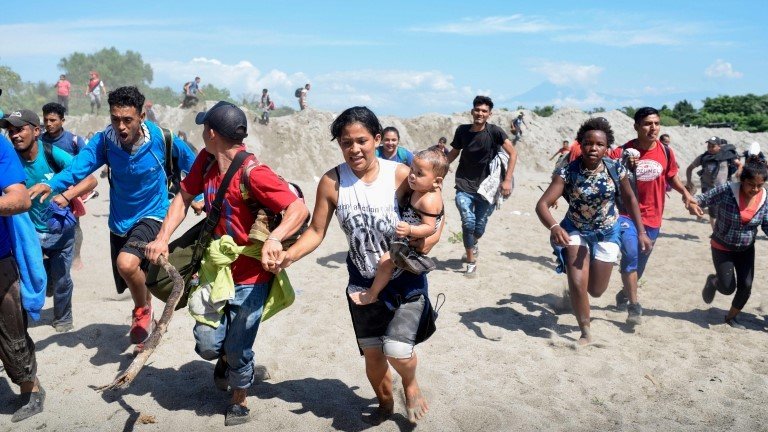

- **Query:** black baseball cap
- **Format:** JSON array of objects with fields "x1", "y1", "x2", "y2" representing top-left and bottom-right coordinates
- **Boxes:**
[
  {"x1": 706, "y1": 136, "x2": 726, "y2": 146},
  {"x1": 195, "y1": 101, "x2": 248, "y2": 141},
  {"x1": 0, "y1": 109, "x2": 40, "y2": 129}
]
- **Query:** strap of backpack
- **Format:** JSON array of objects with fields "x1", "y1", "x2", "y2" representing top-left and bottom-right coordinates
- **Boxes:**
[
  {"x1": 162, "y1": 127, "x2": 174, "y2": 187},
  {"x1": 190, "y1": 151, "x2": 250, "y2": 266},
  {"x1": 42, "y1": 141, "x2": 63, "y2": 174}
]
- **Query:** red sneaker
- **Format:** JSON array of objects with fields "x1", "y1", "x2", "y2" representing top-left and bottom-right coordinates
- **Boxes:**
[{"x1": 130, "y1": 305, "x2": 154, "y2": 344}]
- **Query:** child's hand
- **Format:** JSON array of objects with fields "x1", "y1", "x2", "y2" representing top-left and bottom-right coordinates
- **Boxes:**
[
  {"x1": 350, "y1": 290, "x2": 378, "y2": 306},
  {"x1": 395, "y1": 221, "x2": 411, "y2": 237}
]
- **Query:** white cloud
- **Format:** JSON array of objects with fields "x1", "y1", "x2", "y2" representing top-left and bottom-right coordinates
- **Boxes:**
[
  {"x1": 529, "y1": 61, "x2": 603, "y2": 86},
  {"x1": 150, "y1": 58, "x2": 476, "y2": 115},
  {"x1": 551, "y1": 91, "x2": 608, "y2": 109},
  {"x1": 554, "y1": 28, "x2": 683, "y2": 46},
  {"x1": 410, "y1": 15, "x2": 562, "y2": 35},
  {"x1": 705, "y1": 59, "x2": 743, "y2": 78}
]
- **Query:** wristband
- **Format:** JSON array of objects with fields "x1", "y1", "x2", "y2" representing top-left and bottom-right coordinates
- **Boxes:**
[
  {"x1": 61, "y1": 194, "x2": 71, "y2": 204},
  {"x1": 266, "y1": 236, "x2": 282, "y2": 243},
  {"x1": 548, "y1": 223, "x2": 559, "y2": 231}
]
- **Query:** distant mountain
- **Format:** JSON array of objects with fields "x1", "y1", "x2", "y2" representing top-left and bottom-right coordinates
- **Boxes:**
[{"x1": 507, "y1": 81, "x2": 716, "y2": 110}]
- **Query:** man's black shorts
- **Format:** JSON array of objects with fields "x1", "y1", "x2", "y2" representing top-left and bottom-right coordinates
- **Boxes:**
[{"x1": 109, "y1": 218, "x2": 162, "y2": 294}]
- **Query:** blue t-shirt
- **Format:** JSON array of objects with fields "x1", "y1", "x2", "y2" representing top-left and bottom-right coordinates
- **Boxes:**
[
  {"x1": 0, "y1": 135, "x2": 28, "y2": 256},
  {"x1": 20, "y1": 142, "x2": 73, "y2": 233},
  {"x1": 41, "y1": 130, "x2": 86, "y2": 156},
  {"x1": 375, "y1": 146, "x2": 414, "y2": 166},
  {"x1": 46, "y1": 121, "x2": 197, "y2": 235},
  {"x1": 188, "y1": 80, "x2": 200, "y2": 95}
]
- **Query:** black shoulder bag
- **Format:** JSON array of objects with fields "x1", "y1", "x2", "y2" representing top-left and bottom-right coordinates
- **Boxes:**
[{"x1": 145, "y1": 151, "x2": 250, "y2": 309}]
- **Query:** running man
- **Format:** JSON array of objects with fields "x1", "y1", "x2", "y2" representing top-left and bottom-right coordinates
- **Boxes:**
[
  {"x1": 512, "y1": 113, "x2": 527, "y2": 144},
  {"x1": 5, "y1": 109, "x2": 97, "y2": 332},
  {"x1": 0, "y1": 131, "x2": 45, "y2": 423},
  {"x1": 28, "y1": 86, "x2": 198, "y2": 351},
  {"x1": 181, "y1": 77, "x2": 204, "y2": 109},
  {"x1": 609, "y1": 107, "x2": 698, "y2": 324},
  {"x1": 447, "y1": 95, "x2": 517, "y2": 276}
]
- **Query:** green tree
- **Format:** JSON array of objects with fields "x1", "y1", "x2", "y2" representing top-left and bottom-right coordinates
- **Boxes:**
[
  {"x1": 58, "y1": 47, "x2": 153, "y2": 90},
  {"x1": 672, "y1": 99, "x2": 697, "y2": 124},
  {"x1": 619, "y1": 106, "x2": 636, "y2": 119},
  {"x1": 532, "y1": 105, "x2": 554, "y2": 117}
]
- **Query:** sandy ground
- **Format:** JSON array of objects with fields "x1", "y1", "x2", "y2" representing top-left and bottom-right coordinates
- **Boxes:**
[
  {"x1": 2, "y1": 107, "x2": 768, "y2": 430},
  {"x1": 3, "y1": 165, "x2": 768, "y2": 432}
]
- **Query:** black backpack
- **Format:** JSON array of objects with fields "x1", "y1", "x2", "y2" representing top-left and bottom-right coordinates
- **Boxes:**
[{"x1": 294, "y1": 88, "x2": 303, "y2": 98}]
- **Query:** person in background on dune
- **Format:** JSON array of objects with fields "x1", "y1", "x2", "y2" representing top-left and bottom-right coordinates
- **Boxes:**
[
  {"x1": 686, "y1": 137, "x2": 741, "y2": 229},
  {"x1": 85, "y1": 71, "x2": 106, "y2": 115},
  {"x1": 430, "y1": 136, "x2": 450, "y2": 157},
  {"x1": 511, "y1": 112, "x2": 527, "y2": 144},
  {"x1": 298, "y1": 83, "x2": 310, "y2": 110},
  {"x1": 144, "y1": 101, "x2": 158, "y2": 124},
  {"x1": 536, "y1": 118, "x2": 649, "y2": 345},
  {"x1": 688, "y1": 161, "x2": 768, "y2": 329},
  {"x1": 447, "y1": 95, "x2": 517, "y2": 276},
  {"x1": 53, "y1": 74, "x2": 71, "y2": 113},
  {"x1": 375, "y1": 126, "x2": 414, "y2": 166},
  {"x1": 276, "y1": 106, "x2": 441, "y2": 425},
  {"x1": 608, "y1": 107, "x2": 697, "y2": 325},
  {"x1": 28, "y1": 86, "x2": 198, "y2": 353},
  {"x1": 549, "y1": 140, "x2": 570, "y2": 161}
]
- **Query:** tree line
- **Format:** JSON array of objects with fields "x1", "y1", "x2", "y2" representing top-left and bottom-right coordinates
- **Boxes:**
[{"x1": 0, "y1": 47, "x2": 294, "y2": 117}]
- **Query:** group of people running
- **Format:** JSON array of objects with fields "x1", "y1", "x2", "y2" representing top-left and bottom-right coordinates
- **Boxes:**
[
  {"x1": 537, "y1": 107, "x2": 768, "y2": 345},
  {"x1": 2, "y1": 90, "x2": 763, "y2": 427}
]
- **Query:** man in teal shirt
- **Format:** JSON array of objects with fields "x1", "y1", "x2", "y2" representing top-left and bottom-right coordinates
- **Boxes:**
[{"x1": 3, "y1": 109, "x2": 96, "y2": 332}]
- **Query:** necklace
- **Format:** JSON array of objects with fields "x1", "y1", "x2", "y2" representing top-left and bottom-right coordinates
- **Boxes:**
[{"x1": 580, "y1": 161, "x2": 604, "y2": 176}]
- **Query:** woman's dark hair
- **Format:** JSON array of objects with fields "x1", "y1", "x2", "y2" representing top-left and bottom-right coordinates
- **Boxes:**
[
  {"x1": 740, "y1": 160, "x2": 768, "y2": 182},
  {"x1": 330, "y1": 106, "x2": 382, "y2": 141},
  {"x1": 438, "y1": 136, "x2": 447, "y2": 144},
  {"x1": 575, "y1": 117, "x2": 615, "y2": 147},
  {"x1": 107, "y1": 86, "x2": 145, "y2": 113},
  {"x1": 633, "y1": 106, "x2": 659, "y2": 123},
  {"x1": 472, "y1": 95, "x2": 494, "y2": 110},
  {"x1": 382, "y1": 126, "x2": 400, "y2": 140}
]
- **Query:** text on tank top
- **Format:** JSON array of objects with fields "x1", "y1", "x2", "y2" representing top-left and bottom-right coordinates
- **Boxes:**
[{"x1": 335, "y1": 159, "x2": 401, "y2": 279}]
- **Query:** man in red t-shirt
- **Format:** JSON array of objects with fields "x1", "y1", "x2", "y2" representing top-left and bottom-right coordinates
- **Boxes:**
[
  {"x1": 146, "y1": 101, "x2": 308, "y2": 426},
  {"x1": 609, "y1": 107, "x2": 697, "y2": 325}
]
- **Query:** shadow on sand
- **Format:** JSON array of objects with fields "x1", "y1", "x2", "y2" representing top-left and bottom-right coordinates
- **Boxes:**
[
  {"x1": 459, "y1": 292, "x2": 578, "y2": 341},
  {"x1": 500, "y1": 251, "x2": 557, "y2": 270}
]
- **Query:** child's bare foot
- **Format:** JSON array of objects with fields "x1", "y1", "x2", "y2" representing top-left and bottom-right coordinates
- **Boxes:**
[
  {"x1": 577, "y1": 327, "x2": 592, "y2": 346},
  {"x1": 405, "y1": 389, "x2": 428, "y2": 423},
  {"x1": 361, "y1": 401, "x2": 393, "y2": 425}
]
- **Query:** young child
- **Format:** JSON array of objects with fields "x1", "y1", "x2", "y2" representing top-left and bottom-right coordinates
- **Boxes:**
[
  {"x1": 549, "y1": 140, "x2": 570, "y2": 161},
  {"x1": 350, "y1": 148, "x2": 448, "y2": 306}
]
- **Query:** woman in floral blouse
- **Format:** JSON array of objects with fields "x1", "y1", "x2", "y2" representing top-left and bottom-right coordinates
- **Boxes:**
[{"x1": 536, "y1": 118, "x2": 651, "y2": 345}]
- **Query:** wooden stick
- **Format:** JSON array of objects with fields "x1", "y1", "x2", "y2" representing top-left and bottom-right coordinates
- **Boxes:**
[{"x1": 95, "y1": 241, "x2": 185, "y2": 391}]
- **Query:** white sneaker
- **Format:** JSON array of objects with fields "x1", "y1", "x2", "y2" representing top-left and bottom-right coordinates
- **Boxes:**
[{"x1": 464, "y1": 262, "x2": 478, "y2": 278}]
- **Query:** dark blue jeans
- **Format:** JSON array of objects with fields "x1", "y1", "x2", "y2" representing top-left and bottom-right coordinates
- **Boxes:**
[
  {"x1": 39, "y1": 226, "x2": 76, "y2": 325},
  {"x1": 193, "y1": 282, "x2": 269, "y2": 389},
  {"x1": 455, "y1": 191, "x2": 495, "y2": 250}
]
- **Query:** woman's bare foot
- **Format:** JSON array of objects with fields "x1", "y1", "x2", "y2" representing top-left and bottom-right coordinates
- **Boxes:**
[
  {"x1": 361, "y1": 401, "x2": 393, "y2": 425},
  {"x1": 405, "y1": 389, "x2": 429, "y2": 424},
  {"x1": 578, "y1": 327, "x2": 592, "y2": 346}
]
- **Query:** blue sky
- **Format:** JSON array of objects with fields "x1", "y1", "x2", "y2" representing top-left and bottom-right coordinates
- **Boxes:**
[{"x1": 1, "y1": 0, "x2": 766, "y2": 116}]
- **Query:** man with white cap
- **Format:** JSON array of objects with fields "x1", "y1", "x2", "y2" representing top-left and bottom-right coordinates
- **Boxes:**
[{"x1": 686, "y1": 136, "x2": 741, "y2": 229}]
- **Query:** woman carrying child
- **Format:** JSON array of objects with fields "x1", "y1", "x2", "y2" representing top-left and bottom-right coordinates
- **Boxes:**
[
  {"x1": 536, "y1": 118, "x2": 651, "y2": 345},
  {"x1": 276, "y1": 107, "x2": 442, "y2": 424},
  {"x1": 688, "y1": 161, "x2": 768, "y2": 329}
]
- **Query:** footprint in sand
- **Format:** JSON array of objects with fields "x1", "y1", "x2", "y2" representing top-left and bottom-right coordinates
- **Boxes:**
[{"x1": 450, "y1": 405, "x2": 504, "y2": 431}]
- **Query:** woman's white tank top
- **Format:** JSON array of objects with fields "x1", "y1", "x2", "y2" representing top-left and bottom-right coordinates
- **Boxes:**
[{"x1": 335, "y1": 159, "x2": 401, "y2": 279}]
